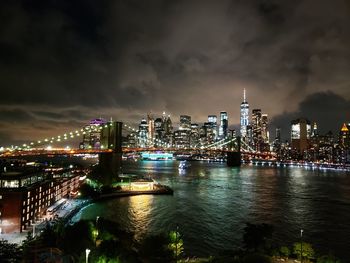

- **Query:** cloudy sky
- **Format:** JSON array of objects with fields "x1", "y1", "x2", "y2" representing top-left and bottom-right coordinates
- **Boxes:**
[{"x1": 1, "y1": 0, "x2": 350, "y2": 146}]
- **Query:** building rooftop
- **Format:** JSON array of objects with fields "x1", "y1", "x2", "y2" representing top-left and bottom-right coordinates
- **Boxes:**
[{"x1": 341, "y1": 123, "x2": 349, "y2": 132}]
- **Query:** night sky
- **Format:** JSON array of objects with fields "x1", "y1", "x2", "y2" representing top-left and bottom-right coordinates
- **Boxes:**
[{"x1": 1, "y1": 0, "x2": 350, "y2": 146}]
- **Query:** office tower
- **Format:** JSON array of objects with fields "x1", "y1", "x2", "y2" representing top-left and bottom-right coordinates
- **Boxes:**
[
  {"x1": 81, "y1": 118, "x2": 107, "y2": 149},
  {"x1": 154, "y1": 118, "x2": 163, "y2": 136},
  {"x1": 164, "y1": 115, "x2": 173, "y2": 134},
  {"x1": 251, "y1": 109, "x2": 262, "y2": 150},
  {"x1": 229, "y1": 129, "x2": 236, "y2": 138},
  {"x1": 190, "y1": 123, "x2": 200, "y2": 147},
  {"x1": 275, "y1": 127, "x2": 281, "y2": 143},
  {"x1": 240, "y1": 89, "x2": 249, "y2": 138},
  {"x1": 291, "y1": 118, "x2": 311, "y2": 153},
  {"x1": 311, "y1": 122, "x2": 318, "y2": 137},
  {"x1": 273, "y1": 127, "x2": 281, "y2": 153},
  {"x1": 219, "y1": 111, "x2": 228, "y2": 138},
  {"x1": 179, "y1": 115, "x2": 191, "y2": 131},
  {"x1": 246, "y1": 125, "x2": 253, "y2": 149},
  {"x1": 339, "y1": 123, "x2": 350, "y2": 149},
  {"x1": 261, "y1": 114, "x2": 269, "y2": 143},
  {"x1": 260, "y1": 114, "x2": 269, "y2": 152},
  {"x1": 175, "y1": 115, "x2": 191, "y2": 148},
  {"x1": 138, "y1": 118, "x2": 149, "y2": 147},
  {"x1": 199, "y1": 125, "x2": 207, "y2": 145},
  {"x1": 126, "y1": 134, "x2": 137, "y2": 148},
  {"x1": 147, "y1": 114, "x2": 155, "y2": 144},
  {"x1": 174, "y1": 130, "x2": 190, "y2": 148},
  {"x1": 164, "y1": 115, "x2": 173, "y2": 146},
  {"x1": 208, "y1": 115, "x2": 218, "y2": 140},
  {"x1": 204, "y1": 122, "x2": 215, "y2": 144}
]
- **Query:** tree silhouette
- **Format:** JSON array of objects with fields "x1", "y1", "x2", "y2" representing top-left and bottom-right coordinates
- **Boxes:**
[{"x1": 242, "y1": 223, "x2": 274, "y2": 252}]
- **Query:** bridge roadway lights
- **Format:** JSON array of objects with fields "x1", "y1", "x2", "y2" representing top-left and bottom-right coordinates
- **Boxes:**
[{"x1": 227, "y1": 151, "x2": 241, "y2": 167}]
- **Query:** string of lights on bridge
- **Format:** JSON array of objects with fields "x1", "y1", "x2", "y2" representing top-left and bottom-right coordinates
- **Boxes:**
[
  {"x1": 0, "y1": 123, "x2": 114, "y2": 151},
  {"x1": 0, "y1": 122, "x2": 182, "y2": 152},
  {"x1": 0, "y1": 121, "x2": 254, "y2": 153}
]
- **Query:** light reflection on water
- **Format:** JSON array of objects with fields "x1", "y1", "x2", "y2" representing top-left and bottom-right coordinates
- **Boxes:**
[
  {"x1": 127, "y1": 195, "x2": 153, "y2": 240},
  {"x1": 76, "y1": 160, "x2": 350, "y2": 260}
]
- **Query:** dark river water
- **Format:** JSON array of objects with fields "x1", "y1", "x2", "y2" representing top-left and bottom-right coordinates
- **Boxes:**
[{"x1": 74, "y1": 160, "x2": 350, "y2": 260}]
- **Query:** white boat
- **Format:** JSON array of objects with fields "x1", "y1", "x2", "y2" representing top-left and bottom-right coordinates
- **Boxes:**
[{"x1": 179, "y1": 161, "x2": 191, "y2": 169}]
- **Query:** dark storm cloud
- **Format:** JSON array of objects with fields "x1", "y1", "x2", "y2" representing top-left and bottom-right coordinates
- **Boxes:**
[
  {"x1": 0, "y1": 0, "x2": 350, "y2": 144},
  {"x1": 0, "y1": 108, "x2": 33, "y2": 123},
  {"x1": 270, "y1": 91, "x2": 350, "y2": 140}
]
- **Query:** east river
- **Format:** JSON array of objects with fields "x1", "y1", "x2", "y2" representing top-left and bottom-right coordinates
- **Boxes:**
[{"x1": 74, "y1": 160, "x2": 350, "y2": 260}]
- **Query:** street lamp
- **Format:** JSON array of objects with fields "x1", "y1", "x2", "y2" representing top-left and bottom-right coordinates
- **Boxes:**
[
  {"x1": 95, "y1": 216, "x2": 100, "y2": 246},
  {"x1": 85, "y1": 248, "x2": 91, "y2": 263},
  {"x1": 96, "y1": 216, "x2": 100, "y2": 227},
  {"x1": 300, "y1": 229, "x2": 304, "y2": 263},
  {"x1": 32, "y1": 224, "x2": 36, "y2": 238}
]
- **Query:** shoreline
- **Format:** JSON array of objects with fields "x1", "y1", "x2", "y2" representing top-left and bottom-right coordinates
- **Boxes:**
[{"x1": 96, "y1": 188, "x2": 174, "y2": 201}]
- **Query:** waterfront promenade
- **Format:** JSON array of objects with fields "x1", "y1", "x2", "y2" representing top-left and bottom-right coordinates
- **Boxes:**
[
  {"x1": 0, "y1": 184, "x2": 173, "y2": 244},
  {"x1": 0, "y1": 199, "x2": 89, "y2": 244}
]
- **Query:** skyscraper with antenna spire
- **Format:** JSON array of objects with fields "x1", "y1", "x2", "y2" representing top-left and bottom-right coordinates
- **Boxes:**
[{"x1": 240, "y1": 89, "x2": 249, "y2": 138}]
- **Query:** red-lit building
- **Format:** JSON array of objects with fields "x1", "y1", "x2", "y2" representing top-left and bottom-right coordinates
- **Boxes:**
[{"x1": 0, "y1": 170, "x2": 82, "y2": 234}]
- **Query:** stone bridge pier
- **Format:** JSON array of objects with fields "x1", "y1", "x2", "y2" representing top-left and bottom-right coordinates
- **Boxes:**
[
  {"x1": 98, "y1": 121, "x2": 123, "y2": 185},
  {"x1": 227, "y1": 136, "x2": 241, "y2": 167}
]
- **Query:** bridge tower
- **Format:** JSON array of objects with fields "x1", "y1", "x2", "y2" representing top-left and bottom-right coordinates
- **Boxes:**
[
  {"x1": 98, "y1": 121, "x2": 123, "y2": 185},
  {"x1": 227, "y1": 135, "x2": 241, "y2": 167}
]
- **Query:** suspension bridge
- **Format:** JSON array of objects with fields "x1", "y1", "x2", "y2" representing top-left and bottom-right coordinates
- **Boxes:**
[{"x1": 0, "y1": 120, "x2": 275, "y2": 166}]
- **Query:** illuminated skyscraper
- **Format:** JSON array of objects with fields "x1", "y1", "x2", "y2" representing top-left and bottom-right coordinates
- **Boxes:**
[
  {"x1": 154, "y1": 118, "x2": 164, "y2": 146},
  {"x1": 164, "y1": 115, "x2": 173, "y2": 146},
  {"x1": 175, "y1": 115, "x2": 191, "y2": 148},
  {"x1": 165, "y1": 115, "x2": 173, "y2": 134},
  {"x1": 147, "y1": 114, "x2": 155, "y2": 145},
  {"x1": 339, "y1": 123, "x2": 350, "y2": 149},
  {"x1": 312, "y1": 122, "x2": 318, "y2": 137},
  {"x1": 252, "y1": 109, "x2": 262, "y2": 150},
  {"x1": 138, "y1": 118, "x2": 148, "y2": 147},
  {"x1": 204, "y1": 122, "x2": 215, "y2": 144},
  {"x1": 240, "y1": 89, "x2": 249, "y2": 138},
  {"x1": 261, "y1": 114, "x2": 269, "y2": 143},
  {"x1": 219, "y1": 111, "x2": 228, "y2": 138},
  {"x1": 291, "y1": 118, "x2": 311, "y2": 153},
  {"x1": 179, "y1": 115, "x2": 191, "y2": 131},
  {"x1": 208, "y1": 115, "x2": 217, "y2": 140},
  {"x1": 81, "y1": 118, "x2": 107, "y2": 149},
  {"x1": 273, "y1": 127, "x2": 281, "y2": 153},
  {"x1": 190, "y1": 123, "x2": 200, "y2": 147}
]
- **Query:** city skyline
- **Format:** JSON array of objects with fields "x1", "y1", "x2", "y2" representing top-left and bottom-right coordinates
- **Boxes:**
[{"x1": 1, "y1": 0, "x2": 350, "y2": 145}]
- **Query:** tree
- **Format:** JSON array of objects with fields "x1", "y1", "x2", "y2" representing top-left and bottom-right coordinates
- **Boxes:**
[
  {"x1": 279, "y1": 246, "x2": 290, "y2": 258},
  {"x1": 242, "y1": 223, "x2": 274, "y2": 252},
  {"x1": 58, "y1": 220, "x2": 95, "y2": 259},
  {"x1": 79, "y1": 182, "x2": 99, "y2": 198},
  {"x1": 139, "y1": 234, "x2": 173, "y2": 263},
  {"x1": 96, "y1": 255, "x2": 121, "y2": 263},
  {"x1": 168, "y1": 230, "x2": 184, "y2": 260},
  {"x1": 317, "y1": 254, "x2": 342, "y2": 263},
  {"x1": 41, "y1": 223, "x2": 58, "y2": 247},
  {"x1": 293, "y1": 242, "x2": 315, "y2": 262},
  {"x1": 0, "y1": 240, "x2": 22, "y2": 263}
]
